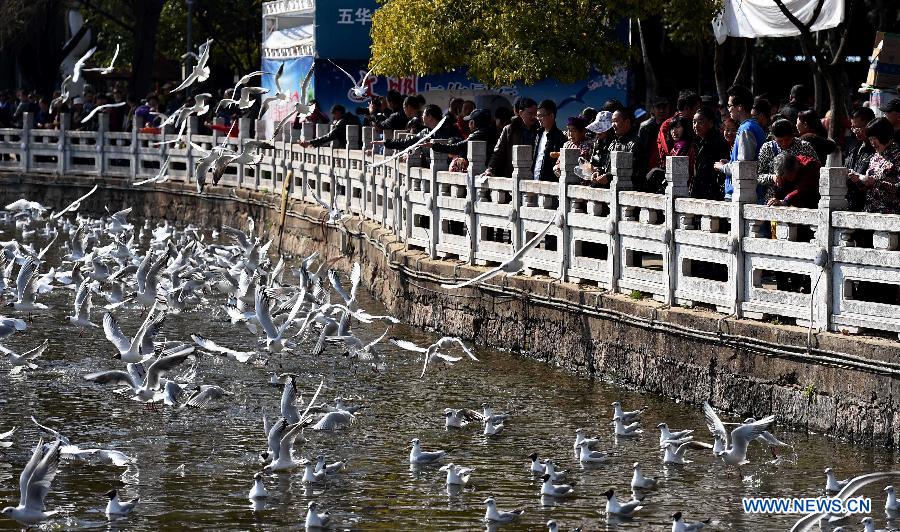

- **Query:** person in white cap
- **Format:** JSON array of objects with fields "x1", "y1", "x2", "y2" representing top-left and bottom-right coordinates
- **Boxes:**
[{"x1": 582, "y1": 110, "x2": 614, "y2": 186}]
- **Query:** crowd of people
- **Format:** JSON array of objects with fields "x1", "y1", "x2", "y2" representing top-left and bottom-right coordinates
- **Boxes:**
[{"x1": 3, "y1": 80, "x2": 899, "y2": 215}]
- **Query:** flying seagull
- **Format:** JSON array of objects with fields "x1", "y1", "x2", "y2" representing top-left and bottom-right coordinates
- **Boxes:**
[{"x1": 328, "y1": 59, "x2": 377, "y2": 100}]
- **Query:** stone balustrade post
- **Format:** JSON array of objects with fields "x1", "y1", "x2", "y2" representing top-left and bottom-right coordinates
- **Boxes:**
[
  {"x1": 254, "y1": 119, "x2": 268, "y2": 141},
  {"x1": 57, "y1": 113, "x2": 70, "y2": 175},
  {"x1": 812, "y1": 165, "x2": 848, "y2": 330},
  {"x1": 466, "y1": 140, "x2": 487, "y2": 264},
  {"x1": 129, "y1": 114, "x2": 140, "y2": 180},
  {"x1": 238, "y1": 118, "x2": 254, "y2": 188},
  {"x1": 21, "y1": 112, "x2": 32, "y2": 173},
  {"x1": 558, "y1": 148, "x2": 580, "y2": 281},
  {"x1": 302, "y1": 122, "x2": 315, "y2": 142},
  {"x1": 610, "y1": 151, "x2": 633, "y2": 292},
  {"x1": 96, "y1": 113, "x2": 109, "y2": 176},
  {"x1": 345, "y1": 125, "x2": 360, "y2": 211},
  {"x1": 315, "y1": 123, "x2": 329, "y2": 199},
  {"x1": 664, "y1": 156, "x2": 690, "y2": 306},
  {"x1": 362, "y1": 126, "x2": 374, "y2": 151},
  {"x1": 427, "y1": 144, "x2": 449, "y2": 259},
  {"x1": 383, "y1": 130, "x2": 395, "y2": 156},
  {"x1": 730, "y1": 161, "x2": 758, "y2": 317},
  {"x1": 185, "y1": 115, "x2": 199, "y2": 184},
  {"x1": 510, "y1": 146, "x2": 532, "y2": 251}
]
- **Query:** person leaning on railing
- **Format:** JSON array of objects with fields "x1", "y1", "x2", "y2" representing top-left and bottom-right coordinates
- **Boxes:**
[
  {"x1": 483, "y1": 97, "x2": 538, "y2": 178},
  {"x1": 756, "y1": 119, "x2": 819, "y2": 203},
  {"x1": 851, "y1": 117, "x2": 900, "y2": 215},
  {"x1": 425, "y1": 108, "x2": 497, "y2": 173},
  {"x1": 299, "y1": 104, "x2": 361, "y2": 149},
  {"x1": 766, "y1": 152, "x2": 820, "y2": 209}
]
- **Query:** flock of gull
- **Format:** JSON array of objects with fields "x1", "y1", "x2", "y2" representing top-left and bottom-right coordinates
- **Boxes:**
[{"x1": 7, "y1": 35, "x2": 900, "y2": 532}]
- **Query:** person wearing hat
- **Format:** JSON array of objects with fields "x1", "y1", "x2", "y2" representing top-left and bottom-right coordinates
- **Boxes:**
[
  {"x1": 300, "y1": 104, "x2": 361, "y2": 149},
  {"x1": 553, "y1": 115, "x2": 593, "y2": 178},
  {"x1": 879, "y1": 98, "x2": 900, "y2": 145},
  {"x1": 583, "y1": 111, "x2": 614, "y2": 186},
  {"x1": 372, "y1": 103, "x2": 457, "y2": 152}
]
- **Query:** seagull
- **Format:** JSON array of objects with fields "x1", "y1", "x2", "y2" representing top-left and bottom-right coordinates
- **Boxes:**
[
  {"x1": 301, "y1": 460, "x2": 326, "y2": 483},
  {"x1": 248, "y1": 472, "x2": 268, "y2": 499},
  {"x1": 885, "y1": 485, "x2": 899, "y2": 514},
  {"x1": 861, "y1": 516, "x2": 888, "y2": 532},
  {"x1": 191, "y1": 334, "x2": 254, "y2": 363},
  {"x1": 0, "y1": 426, "x2": 15, "y2": 448},
  {"x1": 83, "y1": 43, "x2": 120, "y2": 75},
  {"x1": 258, "y1": 63, "x2": 287, "y2": 119},
  {"x1": 440, "y1": 463, "x2": 473, "y2": 486},
  {"x1": 328, "y1": 59, "x2": 377, "y2": 100},
  {"x1": 662, "y1": 439, "x2": 714, "y2": 465},
  {"x1": 528, "y1": 453, "x2": 545, "y2": 474},
  {"x1": 67, "y1": 278, "x2": 98, "y2": 328},
  {"x1": 215, "y1": 86, "x2": 268, "y2": 114},
  {"x1": 0, "y1": 338, "x2": 48, "y2": 374},
  {"x1": 80, "y1": 101, "x2": 128, "y2": 125},
  {"x1": 255, "y1": 284, "x2": 303, "y2": 352},
  {"x1": 1, "y1": 438, "x2": 61, "y2": 526},
  {"x1": 790, "y1": 472, "x2": 900, "y2": 532},
  {"x1": 171, "y1": 39, "x2": 213, "y2": 93},
  {"x1": 602, "y1": 488, "x2": 643, "y2": 517},
  {"x1": 441, "y1": 214, "x2": 557, "y2": 289},
  {"x1": 483, "y1": 417, "x2": 504, "y2": 436},
  {"x1": 657, "y1": 423, "x2": 693, "y2": 447},
  {"x1": 611, "y1": 401, "x2": 646, "y2": 423},
  {"x1": 577, "y1": 441, "x2": 608, "y2": 463},
  {"x1": 264, "y1": 421, "x2": 307, "y2": 472},
  {"x1": 612, "y1": 416, "x2": 643, "y2": 437},
  {"x1": 103, "y1": 306, "x2": 165, "y2": 363},
  {"x1": 483, "y1": 497, "x2": 524, "y2": 523},
  {"x1": 540, "y1": 474, "x2": 575, "y2": 497},
  {"x1": 304, "y1": 501, "x2": 331, "y2": 529},
  {"x1": 444, "y1": 408, "x2": 482, "y2": 429},
  {"x1": 389, "y1": 336, "x2": 478, "y2": 377},
  {"x1": 72, "y1": 46, "x2": 97, "y2": 83},
  {"x1": 315, "y1": 455, "x2": 345, "y2": 475},
  {"x1": 703, "y1": 402, "x2": 775, "y2": 465},
  {"x1": 50, "y1": 75, "x2": 72, "y2": 113},
  {"x1": 409, "y1": 438, "x2": 446, "y2": 465},
  {"x1": 672, "y1": 511, "x2": 709, "y2": 531},
  {"x1": 743, "y1": 416, "x2": 791, "y2": 457},
  {"x1": 0, "y1": 316, "x2": 26, "y2": 340},
  {"x1": 133, "y1": 156, "x2": 171, "y2": 186},
  {"x1": 13, "y1": 257, "x2": 48, "y2": 311},
  {"x1": 311, "y1": 191, "x2": 350, "y2": 226},
  {"x1": 631, "y1": 462, "x2": 659, "y2": 490},
  {"x1": 83, "y1": 345, "x2": 195, "y2": 402},
  {"x1": 543, "y1": 460, "x2": 568, "y2": 482},
  {"x1": 29, "y1": 417, "x2": 133, "y2": 466},
  {"x1": 104, "y1": 489, "x2": 139, "y2": 517},
  {"x1": 824, "y1": 468, "x2": 850, "y2": 492},
  {"x1": 574, "y1": 428, "x2": 601, "y2": 451},
  {"x1": 51, "y1": 184, "x2": 99, "y2": 220}
]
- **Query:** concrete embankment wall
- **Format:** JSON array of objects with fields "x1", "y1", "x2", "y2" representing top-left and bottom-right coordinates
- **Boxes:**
[{"x1": 6, "y1": 173, "x2": 900, "y2": 448}]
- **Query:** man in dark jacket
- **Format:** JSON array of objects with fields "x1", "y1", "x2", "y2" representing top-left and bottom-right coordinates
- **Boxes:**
[
  {"x1": 691, "y1": 107, "x2": 730, "y2": 199},
  {"x1": 532, "y1": 99, "x2": 566, "y2": 181},
  {"x1": 778, "y1": 84, "x2": 811, "y2": 125},
  {"x1": 845, "y1": 107, "x2": 876, "y2": 211},
  {"x1": 374, "y1": 90, "x2": 408, "y2": 132},
  {"x1": 300, "y1": 104, "x2": 361, "y2": 149},
  {"x1": 485, "y1": 97, "x2": 538, "y2": 177},
  {"x1": 375, "y1": 104, "x2": 457, "y2": 151},
  {"x1": 429, "y1": 108, "x2": 497, "y2": 158}
]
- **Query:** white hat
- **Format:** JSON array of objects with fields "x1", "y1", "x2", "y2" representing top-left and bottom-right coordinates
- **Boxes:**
[{"x1": 587, "y1": 110, "x2": 613, "y2": 133}]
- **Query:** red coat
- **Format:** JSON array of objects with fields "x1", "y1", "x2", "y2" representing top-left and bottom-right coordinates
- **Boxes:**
[{"x1": 777, "y1": 154, "x2": 820, "y2": 208}]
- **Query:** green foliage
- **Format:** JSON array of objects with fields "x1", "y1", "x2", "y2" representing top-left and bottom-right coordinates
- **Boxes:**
[
  {"x1": 629, "y1": 290, "x2": 645, "y2": 301},
  {"x1": 370, "y1": 0, "x2": 721, "y2": 87}
]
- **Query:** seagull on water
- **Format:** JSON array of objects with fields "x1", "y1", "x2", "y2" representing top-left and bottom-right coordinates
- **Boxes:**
[
  {"x1": 102, "y1": 304, "x2": 165, "y2": 363},
  {"x1": 611, "y1": 401, "x2": 646, "y2": 423},
  {"x1": 671, "y1": 511, "x2": 709, "y2": 531},
  {"x1": 662, "y1": 439, "x2": 713, "y2": 465},
  {"x1": 305, "y1": 501, "x2": 331, "y2": 529},
  {"x1": 703, "y1": 402, "x2": 775, "y2": 466},
  {"x1": 657, "y1": 423, "x2": 693, "y2": 447},
  {"x1": 885, "y1": 485, "x2": 899, "y2": 515},
  {"x1": 409, "y1": 438, "x2": 446, "y2": 464},
  {"x1": 541, "y1": 474, "x2": 575, "y2": 497},
  {"x1": 440, "y1": 463, "x2": 473, "y2": 486},
  {"x1": 441, "y1": 214, "x2": 558, "y2": 289},
  {"x1": 105, "y1": 489, "x2": 139, "y2": 517},
  {"x1": 83, "y1": 345, "x2": 195, "y2": 402},
  {"x1": 0, "y1": 426, "x2": 15, "y2": 448},
  {"x1": 483, "y1": 497, "x2": 524, "y2": 523},
  {"x1": 1, "y1": 438, "x2": 61, "y2": 526},
  {"x1": 577, "y1": 441, "x2": 608, "y2": 463},
  {"x1": 602, "y1": 488, "x2": 644, "y2": 517},
  {"x1": 315, "y1": 454, "x2": 345, "y2": 475},
  {"x1": 248, "y1": 472, "x2": 268, "y2": 500},
  {"x1": 444, "y1": 408, "x2": 483, "y2": 429},
  {"x1": 67, "y1": 278, "x2": 98, "y2": 329},
  {"x1": 483, "y1": 417, "x2": 504, "y2": 436},
  {"x1": 631, "y1": 462, "x2": 659, "y2": 490},
  {"x1": 264, "y1": 421, "x2": 307, "y2": 472},
  {"x1": 612, "y1": 416, "x2": 643, "y2": 437},
  {"x1": 301, "y1": 460, "x2": 326, "y2": 483}
]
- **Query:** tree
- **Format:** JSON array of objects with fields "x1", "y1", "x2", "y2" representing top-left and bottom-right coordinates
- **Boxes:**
[
  {"x1": 370, "y1": 0, "x2": 721, "y2": 87},
  {"x1": 773, "y1": 0, "x2": 855, "y2": 140}
]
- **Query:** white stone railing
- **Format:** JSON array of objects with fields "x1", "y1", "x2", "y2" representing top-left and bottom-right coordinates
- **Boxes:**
[{"x1": 2, "y1": 112, "x2": 900, "y2": 340}]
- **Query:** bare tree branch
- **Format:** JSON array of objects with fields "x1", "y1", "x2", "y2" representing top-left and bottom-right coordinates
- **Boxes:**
[{"x1": 74, "y1": 0, "x2": 134, "y2": 33}]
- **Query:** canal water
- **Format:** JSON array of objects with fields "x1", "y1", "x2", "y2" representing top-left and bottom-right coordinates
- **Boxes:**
[{"x1": 0, "y1": 220, "x2": 896, "y2": 531}]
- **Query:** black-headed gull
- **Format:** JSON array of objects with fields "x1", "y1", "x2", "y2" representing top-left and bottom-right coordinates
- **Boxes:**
[
  {"x1": 1, "y1": 438, "x2": 61, "y2": 525},
  {"x1": 703, "y1": 402, "x2": 775, "y2": 465},
  {"x1": 248, "y1": 472, "x2": 268, "y2": 500},
  {"x1": 603, "y1": 488, "x2": 643, "y2": 516},
  {"x1": 540, "y1": 474, "x2": 575, "y2": 497},
  {"x1": 611, "y1": 401, "x2": 646, "y2": 423},
  {"x1": 612, "y1": 416, "x2": 643, "y2": 437},
  {"x1": 442, "y1": 214, "x2": 557, "y2": 289},
  {"x1": 83, "y1": 345, "x2": 195, "y2": 402},
  {"x1": 631, "y1": 462, "x2": 659, "y2": 490},
  {"x1": 671, "y1": 511, "x2": 709, "y2": 531},
  {"x1": 409, "y1": 438, "x2": 446, "y2": 464},
  {"x1": 662, "y1": 439, "x2": 713, "y2": 465},
  {"x1": 483, "y1": 497, "x2": 524, "y2": 523},
  {"x1": 885, "y1": 485, "x2": 899, "y2": 514},
  {"x1": 171, "y1": 39, "x2": 212, "y2": 93},
  {"x1": 390, "y1": 336, "x2": 478, "y2": 377},
  {"x1": 305, "y1": 501, "x2": 331, "y2": 528},
  {"x1": 657, "y1": 423, "x2": 693, "y2": 447},
  {"x1": 440, "y1": 463, "x2": 473, "y2": 485},
  {"x1": 0, "y1": 339, "x2": 48, "y2": 374},
  {"x1": 104, "y1": 489, "x2": 139, "y2": 517}
]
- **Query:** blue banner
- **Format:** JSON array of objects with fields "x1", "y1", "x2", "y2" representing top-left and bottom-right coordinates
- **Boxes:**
[
  {"x1": 260, "y1": 56, "x2": 315, "y2": 123},
  {"x1": 314, "y1": 0, "x2": 379, "y2": 60}
]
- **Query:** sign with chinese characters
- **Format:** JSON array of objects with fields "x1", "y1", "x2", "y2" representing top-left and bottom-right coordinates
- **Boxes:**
[{"x1": 314, "y1": 0, "x2": 379, "y2": 60}]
